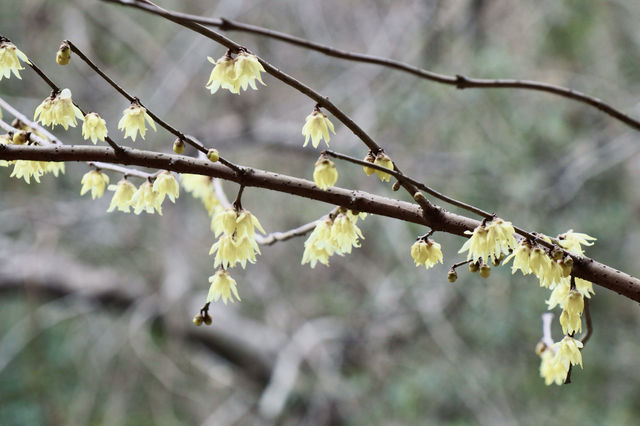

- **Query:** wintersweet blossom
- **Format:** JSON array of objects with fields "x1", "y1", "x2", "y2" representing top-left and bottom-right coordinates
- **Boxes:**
[
  {"x1": 502, "y1": 241, "x2": 532, "y2": 275},
  {"x1": 81, "y1": 112, "x2": 108, "y2": 143},
  {"x1": 411, "y1": 238, "x2": 444, "y2": 269},
  {"x1": 302, "y1": 219, "x2": 337, "y2": 268},
  {"x1": 209, "y1": 234, "x2": 260, "y2": 269},
  {"x1": 458, "y1": 218, "x2": 517, "y2": 263},
  {"x1": 235, "y1": 210, "x2": 266, "y2": 239},
  {"x1": 207, "y1": 270, "x2": 240, "y2": 304},
  {"x1": 130, "y1": 180, "x2": 162, "y2": 215},
  {"x1": 34, "y1": 89, "x2": 83, "y2": 130},
  {"x1": 331, "y1": 212, "x2": 364, "y2": 254},
  {"x1": 152, "y1": 172, "x2": 180, "y2": 204},
  {"x1": 107, "y1": 178, "x2": 136, "y2": 213},
  {"x1": 118, "y1": 103, "x2": 156, "y2": 141},
  {"x1": 362, "y1": 152, "x2": 376, "y2": 176},
  {"x1": 553, "y1": 336, "x2": 584, "y2": 368},
  {"x1": 181, "y1": 174, "x2": 220, "y2": 215},
  {"x1": 373, "y1": 152, "x2": 394, "y2": 182},
  {"x1": 80, "y1": 170, "x2": 109, "y2": 199},
  {"x1": 302, "y1": 109, "x2": 335, "y2": 148},
  {"x1": 10, "y1": 160, "x2": 45, "y2": 184},
  {"x1": 313, "y1": 157, "x2": 338, "y2": 190},
  {"x1": 206, "y1": 55, "x2": 237, "y2": 94},
  {"x1": 233, "y1": 52, "x2": 266, "y2": 92},
  {"x1": 0, "y1": 40, "x2": 29, "y2": 80},
  {"x1": 558, "y1": 230, "x2": 596, "y2": 255},
  {"x1": 539, "y1": 348, "x2": 568, "y2": 386}
]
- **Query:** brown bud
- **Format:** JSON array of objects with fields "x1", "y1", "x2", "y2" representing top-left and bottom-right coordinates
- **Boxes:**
[
  {"x1": 479, "y1": 263, "x2": 491, "y2": 278},
  {"x1": 192, "y1": 314, "x2": 204, "y2": 326},
  {"x1": 447, "y1": 270, "x2": 458, "y2": 283},
  {"x1": 203, "y1": 313, "x2": 212, "y2": 325},
  {"x1": 469, "y1": 262, "x2": 480, "y2": 273},
  {"x1": 392, "y1": 181, "x2": 401, "y2": 191}
]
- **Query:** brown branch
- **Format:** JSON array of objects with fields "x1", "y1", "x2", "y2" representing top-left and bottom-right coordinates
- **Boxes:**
[
  {"x1": 1, "y1": 143, "x2": 640, "y2": 304},
  {"x1": 581, "y1": 298, "x2": 593, "y2": 345},
  {"x1": 63, "y1": 39, "x2": 241, "y2": 173},
  {"x1": 101, "y1": 0, "x2": 640, "y2": 132}
]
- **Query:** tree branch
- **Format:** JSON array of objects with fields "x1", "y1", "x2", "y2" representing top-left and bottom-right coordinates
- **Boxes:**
[
  {"x1": 1, "y1": 143, "x2": 640, "y2": 304},
  {"x1": 102, "y1": 0, "x2": 640, "y2": 132}
]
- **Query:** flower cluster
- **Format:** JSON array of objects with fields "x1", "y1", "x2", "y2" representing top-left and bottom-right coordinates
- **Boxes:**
[
  {"x1": 9, "y1": 160, "x2": 65, "y2": 184},
  {"x1": 302, "y1": 109, "x2": 335, "y2": 148},
  {"x1": 181, "y1": 174, "x2": 221, "y2": 216},
  {"x1": 118, "y1": 102, "x2": 156, "y2": 141},
  {"x1": 458, "y1": 218, "x2": 517, "y2": 264},
  {"x1": 34, "y1": 89, "x2": 83, "y2": 130},
  {"x1": 302, "y1": 210, "x2": 364, "y2": 268},
  {"x1": 206, "y1": 51, "x2": 265, "y2": 94},
  {"x1": 0, "y1": 40, "x2": 29, "y2": 80},
  {"x1": 313, "y1": 156, "x2": 338, "y2": 190},
  {"x1": 104, "y1": 172, "x2": 179, "y2": 215},
  {"x1": 209, "y1": 207, "x2": 265, "y2": 269},
  {"x1": 411, "y1": 238, "x2": 444, "y2": 270}
]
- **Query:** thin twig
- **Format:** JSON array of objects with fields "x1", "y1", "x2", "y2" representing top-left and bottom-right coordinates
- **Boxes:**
[
  {"x1": 581, "y1": 299, "x2": 593, "y2": 345},
  {"x1": 99, "y1": 1, "x2": 640, "y2": 132}
]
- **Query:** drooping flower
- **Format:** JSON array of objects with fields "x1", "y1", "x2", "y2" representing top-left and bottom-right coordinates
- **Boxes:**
[
  {"x1": 10, "y1": 160, "x2": 45, "y2": 184},
  {"x1": 331, "y1": 212, "x2": 364, "y2": 254},
  {"x1": 209, "y1": 207, "x2": 264, "y2": 267},
  {"x1": 502, "y1": 240, "x2": 532, "y2": 275},
  {"x1": 207, "y1": 269, "x2": 240, "y2": 304},
  {"x1": 458, "y1": 218, "x2": 517, "y2": 263},
  {"x1": 235, "y1": 209, "x2": 266, "y2": 239},
  {"x1": 553, "y1": 335, "x2": 584, "y2": 369},
  {"x1": 130, "y1": 180, "x2": 162, "y2": 215},
  {"x1": 206, "y1": 55, "x2": 237, "y2": 94},
  {"x1": 558, "y1": 230, "x2": 596, "y2": 255},
  {"x1": 233, "y1": 52, "x2": 266, "y2": 92},
  {"x1": 181, "y1": 174, "x2": 220, "y2": 215},
  {"x1": 34, "y1": 89, "x2": 83, "y2": 130},
  {"x1": 373, "y1": 152, "x2": 394, "y2": 182},
  {"x1": 0, "y1": 40, "x2": 30, "y2": 80},
  {"x1": 81, "y1": 112, "x2": 108, "y2": 143},
  {"x1": 107, "y1": 178, "x2": 136, "y2": 213},
  {"x1": 302, "y1": 219, "x2": 337, "y2": 268},
  {"x1": 80, "y1": 170, "x2": 109, "y2": 199},
  {"x1": 362, "y1": 152, "x2": 376, "y2": 176},
  {"x1": 539, "y1": 347, "x2": 568, "y2": 386},
  {"x1": 302, "y1": 109, "x2": 335, "y2": 148},
  {"x1": 45, "y1": 162, "x2": 65, "y2": 177},
  {"x1": 411, "y1": 238, "x2": 444, "y2": 269},
  {"x1": 152, "y1": 171, "x2": 180, "y2": 204},
  {"x1": 546, "y1": 279, "x2": 571, "y2": 310},
  {"x1": 118, "y1": 103, "x2": 156, "y2": 141},
  {"x1": 209, "y1": 234, "x2": 261, "y2": 269},
  {"x1": 313, "y1": 156, "x2": 338, "y2": 190}
]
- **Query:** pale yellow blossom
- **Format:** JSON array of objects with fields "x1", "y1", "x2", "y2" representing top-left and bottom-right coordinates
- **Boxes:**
[
  {"x1": 313, "y1": 157, "x2": 338, "y2": 190},
  {"x1": 130, "y1": 180, "x2": 162, "y2": 215},
  {"x1": 373, "y1": 152, "x2": 394, "y2": 182},
  {"x1": 80, "y1": 170, "x2": 109, "y2": 199},
  {"x1": 118, "y1": 103, "x2": 156, "y2": 141},
  {"x1": 34, "y1": 89, "x2": 83, "y2": 130},
  {"x1": 81, "y1": 112, "x2": 108, "y2": 143},
  {"x1": 302, "y1": 109, "x2": 335, "y2": 148},
  {"x1": 152, "y1": 171, "x2": 180, "y2": 204},
  {"x1": 411, "y1": 238, "x2": 444, "y2": 269},
  {"x1": 207, "y1": 270, "x2": 240, "y2": 304},
  {"x1": 107, "y1": 178, "x2": 136, "y2": 213},
  {"x1": 0, "y1": 41, "x2": 30, "y2": 80}
]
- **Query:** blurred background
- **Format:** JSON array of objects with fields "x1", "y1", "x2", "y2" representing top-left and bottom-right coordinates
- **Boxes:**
[{"x1": 1, "y1": 0, "x2": 640, "y2": 424}]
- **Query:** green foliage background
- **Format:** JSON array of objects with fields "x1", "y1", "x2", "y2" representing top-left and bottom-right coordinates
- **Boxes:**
[{"x1": 1, "y1": 0, "x2": 640, "y2": 424}]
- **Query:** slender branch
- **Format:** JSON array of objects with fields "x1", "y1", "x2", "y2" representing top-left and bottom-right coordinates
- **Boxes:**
[
  {"x1": 64, "y1": 39, "x2": 241, "y2": 173},
  {"x1": 0, "y1": 97, "x2": 62, "y2": 145},
  {"x1": 256, "y1": 220, "x2": 320, "y2": 247},
  {"x1": 1, "y1": 143, "x2": 640, "y2": 304},
  {"x1": 101, "y1": 0, "x2": 640, "y2": 133}
]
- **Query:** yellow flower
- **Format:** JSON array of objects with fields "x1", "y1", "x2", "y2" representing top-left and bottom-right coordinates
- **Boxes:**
[
  {"x1": 539, "y1": 348, "x2": 568, "y2": 386},
  {"x1": 302, "y1": 109, "x2": 335, "y2": 148},
  {"x1": 546, "y1": 279, "x2": 570, "y2": 310},
  {"x1": 81, "y1": 112, "x2": 108, "y2": 143},
  {"x1": 575, "y1": 278, "x2": 594, "y2": 299},
  {"x1": 558, "y1": 229, "x2": 596, "y2": 255},
  {"x1": 207, "y1": 270, "x2": 240, "y2": 304},
  {"x1": 331, "y1": 212, "x2": 364, "y2": 254},
  {"x1": 181, "y1": 174, "x2": 220, "y2": 216},
  {"x1": 565, "y1": 289, "x2": 584, "y2": 317},
  {"x1": 313, "y1": 157, "x2": 338, "y2": 190},
  {"x1": 502, "y1": 241, "x2": 532, "y2": 275},
  {"x1": 0, "y1": 40, "x2": 30, "y2": 80},
  {"x1": 80, "y1": 170, "x2": 109, "y2": 199},
  {"x1": 410, "y1": 238, "x2": 444, "y2": 269},
  {"x1": 553, "y1": 335, "x2": 583, "y2": 368},
  {"x1": 559, "y1": 309, "x2": 582, "y2": 335},
  {"x1": 373, "y1": 152, "x2": 394, "y2": 182},
  {"x1": 211, "y1": 208, "x2": 239, "y2": 237},
  {"x1": 209, "y1": 234, "x2": 260, "y2": 269},
  {"x1": 236, "y1": 209, "x2": 266, "y2": 239},
  {"x1": 152, "y1": 171, "x2": 180, "y2": 204},
  {"x1": 233, "y1": 52, "x2": 266, "y2": 92},
  {"x1": 107, "y1": 178, "x2": 136, "y2": 213},
  {"x1": 56, "y1": 43, "x2": 71, "y2": 66},
  {"x1": 130, "y1": 180, "x2": 162, "y2": 215},
  {"x1": 117, "y1": 103, "x2": 156, "y2": 141},
  {"x1": 10, "y1": 160, "x2": 45, "y2": 184},
  {"x1": 362, "y1": 152, "x2": 376, "y2": 176},
  {"x1": 302, "y1": 219, "x2": 337, "y2": 268},
  {"x1": 45, "y1": 162, "x2": 65, "y2": 177},
  {"x1": 206, "y1": 55, "x2": 238, "y2": 94},
  {"x1": 458, "y1": 218, "x2": 517, "y2": 263},
  {"x1": 34, "y1": 89, "x2": 83, "y2": 130}
]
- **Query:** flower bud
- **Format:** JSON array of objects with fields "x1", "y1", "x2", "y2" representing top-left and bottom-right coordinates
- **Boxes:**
[
  {"x1": 447, "y1": 270, "x2": 458, "y2": 282},
  {"x1": 173, "y1": 138, "x2": 185, "y2": 154},
  {"x1": 203, "y1": 313, "x2": 212, "y2": 325},
  {"x1": 56, "y1": 42, "x2": 71, "y2": 65},
  {"x1": 362, "y1": 152, "x2": 376, "y2": 176},
  {"x1": 207, "y1": 148, "x2": 219, "y2": 162},
  {"x1": 492, "y1": 254, "x2": 503, "y2": 266},
  {"x1": 12, "y1": 131, "x2": 28, "y2": 145},
  {"x1": 192, "y1": 314, "x2": 204, "y2": 326},
  {"x1": 479, "y1": 263, "x2": 491, "y2": 278},
  {"x1": 561, "y1": 256, "x2": 573, "y2": 277},
  {"x1": 392, "y1": 181, "x2": 401, "y2": 191},
  {"x1": 469, "y1": 261, "x2": 480, "y2": 273}
]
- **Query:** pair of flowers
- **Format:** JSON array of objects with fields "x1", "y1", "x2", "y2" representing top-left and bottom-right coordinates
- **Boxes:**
[
  {"x1": 80, "y1": 170, "x2": 179, "y2": 215},
  {"x1": 302, "y1": 210, "x2": 365, "y2": 268}
]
